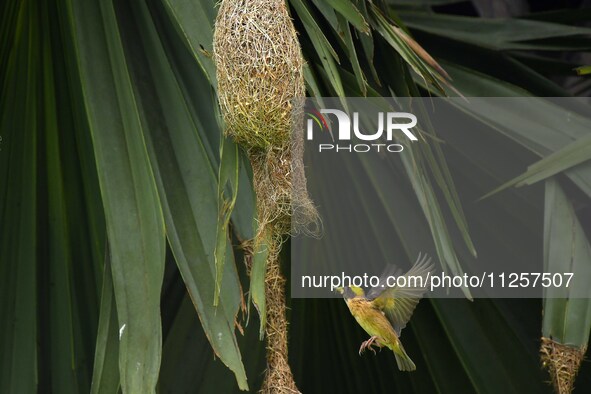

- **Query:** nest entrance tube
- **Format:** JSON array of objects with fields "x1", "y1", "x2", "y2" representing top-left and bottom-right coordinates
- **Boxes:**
[
  {"x1": 214, "y1": 0, "x2": 319, "y2": 392},
  {"x1": 260, "y1": 231, "x2": 298, "y2": 393},
  {"x1": 541, "y1": 337, "x2": 586, "y2": 394}
]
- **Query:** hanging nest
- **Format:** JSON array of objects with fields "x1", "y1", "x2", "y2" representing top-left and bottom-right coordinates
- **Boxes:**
[
  {"x1": 214, "y1": 0, "x2": 320, "y2": 392},
  {"x1": 214, "y1": 0, "x2": 303, "y2": 151},
  {"x1": 248, "y1": 126, "x2": 322, "y2": 237},
  {"x1": 214, "y1": 0, "x2": 319, "y2": 235},
  {"x1": 540, "y1": 337, "x2": 586, "y2": 394},
  {"x1": 259, "y1": 230, "x2": 298, "y2": 393}
]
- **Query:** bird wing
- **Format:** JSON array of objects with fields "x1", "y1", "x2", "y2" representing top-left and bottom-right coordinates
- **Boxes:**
[
  {"x1": 365, "y1": 264, "x2": 403, "y2": 300},
  {"x1": 370, "y1": 253, "x2": 435, "y2": 336}
]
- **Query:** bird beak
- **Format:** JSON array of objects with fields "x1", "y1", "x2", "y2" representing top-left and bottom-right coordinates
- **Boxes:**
[{"x1": 335, "y1": 286, "x2": 344, "y2": 295}]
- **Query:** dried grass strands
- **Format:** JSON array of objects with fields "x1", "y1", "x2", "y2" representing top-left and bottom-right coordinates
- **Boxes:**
[
  {"x1": 214, "y1": 0, "x2": 319, "y2": 392},
  {"x1": 259, "y1": 231, "x2": 299, "y2": 394},
  {"x1": 541, "y1": 337, "x2": 586, "y2": 394},
  {"x1": 214, "y1": 0, "x2": 304, "y2": 151}
]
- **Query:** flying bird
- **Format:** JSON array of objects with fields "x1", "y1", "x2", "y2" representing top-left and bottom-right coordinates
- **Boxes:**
[{"x1": 336, "y1": 253, "x2": 434, "y2": 371}]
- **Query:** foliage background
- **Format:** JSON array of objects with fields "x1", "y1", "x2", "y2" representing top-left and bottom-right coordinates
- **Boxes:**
[{"x1": 1, "y1": 0, "x2": 591, "y2": 393}]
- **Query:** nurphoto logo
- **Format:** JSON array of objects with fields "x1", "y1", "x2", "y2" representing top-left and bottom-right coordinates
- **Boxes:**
[{"x1": 305, "y1": 107, "x2": 418, "y2": 153}]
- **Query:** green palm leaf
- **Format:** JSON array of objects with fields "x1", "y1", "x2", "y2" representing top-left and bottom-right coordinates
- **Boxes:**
[{"x1": 2, "y1": 1, "x2": 591, "y2": 393}]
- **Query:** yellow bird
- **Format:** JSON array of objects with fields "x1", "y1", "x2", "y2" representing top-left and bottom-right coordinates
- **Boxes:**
[{"x1": 336, "y1": 253, "x2": 434, "y2": 371}]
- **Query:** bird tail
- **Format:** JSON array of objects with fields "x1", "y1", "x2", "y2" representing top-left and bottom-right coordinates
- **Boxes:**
[{"x1": 392, "y1": 342, "x2": 416, "y2": 371}]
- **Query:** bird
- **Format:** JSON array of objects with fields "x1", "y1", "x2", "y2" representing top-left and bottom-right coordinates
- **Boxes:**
[{"x1": 336, "y1": 253, "x2": 435, "y2": 371}]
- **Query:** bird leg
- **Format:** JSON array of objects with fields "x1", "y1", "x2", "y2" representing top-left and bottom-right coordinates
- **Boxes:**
[
  {"x1": 359, "y1": 336, "x2": 378, "y2": 355},
  {"x1": 374, "y1": 338, "x2": 385, "y2": 352}
]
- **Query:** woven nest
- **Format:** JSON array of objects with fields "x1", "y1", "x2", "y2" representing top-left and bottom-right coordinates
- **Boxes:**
[
  {"x1": 541, "y1": 337, "x2": 586, "y2": 394},
  {"x1": 214, "y1": 0, "x2": 320, "y2": 392},
  {"x1": 259, "y1": 232, "x2": 300, "y2": 394},
  {"x1": 249, "y1": 131, "x2": 322, "y2": 237},
  {"x1": 214, "y1": 0, "x2": 304, "y2": 150},
  {"x1": 214, "y1": 0, "x2": 320, "y2": 236}
]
